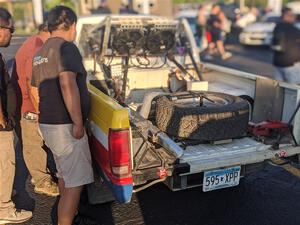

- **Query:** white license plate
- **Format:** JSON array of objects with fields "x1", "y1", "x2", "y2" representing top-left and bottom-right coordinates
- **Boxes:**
[{"x1": 203, "y1": 166, "x2": 241, "y2": 192}]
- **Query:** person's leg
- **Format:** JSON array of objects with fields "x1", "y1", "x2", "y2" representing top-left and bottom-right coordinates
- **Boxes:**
[
  {"x1": 39, "y1": 124, "x2": 94, "y2": 224},
  {"x1": 274, "y1": 67, "x2": 285, "y2": 81},
  {"x1": 0, "y1": 131, "x2": 32, "y2": 223},
  {"x1": 58, "y1": 178, "x2": 65, "y2": 196},
  {"x1": 21, "y1": 118, "x2": 58, "y2": 196},
  {"x1": 282, "y1": 62, "x2": 300, "y2": 84},
  {"x1": 216, "y1": 40, "x2": 232, "y2": 60},
  {"x1": 0, "y1": 131, "x2": 15, "y2": 216},
  {"x1": 212, "y1": 28, "x2": 231, "y2": 60},
  {"x1": 216, "y1": 40, "x2": 226, "y2": 55},
  {"x1": 58, "y1": 186, "x2": 83, "y2": 225}
]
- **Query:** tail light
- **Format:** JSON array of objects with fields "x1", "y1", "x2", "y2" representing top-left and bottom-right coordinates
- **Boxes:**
[{"x1": 108, "y1": 129, "x2": 131, "y2": 179}]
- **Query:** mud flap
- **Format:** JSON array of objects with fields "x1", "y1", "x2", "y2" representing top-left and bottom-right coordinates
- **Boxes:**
[
  {"x1": 87, "y1": 171, "x2": 115, "y2": 205},
  {"x1": 252, "y1": 77, "x2": 284, "y2": 123}
]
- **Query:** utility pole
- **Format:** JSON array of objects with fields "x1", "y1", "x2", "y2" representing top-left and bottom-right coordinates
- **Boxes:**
[
  {"x1": 142, "y1": 0, "x2": 150, "y2": 14},
  {"x1": 32, "y1": 0, "x2": 43, "y2": 25},
  {"x1": 6, "y1": 0, "x2": 13, "y2": 15},
  {"x1": 240, "y1": 0, "x2": 245, "y2": 12},
  {"x1": 268, "y1": 0, "x2": 282, "y2": 14}
]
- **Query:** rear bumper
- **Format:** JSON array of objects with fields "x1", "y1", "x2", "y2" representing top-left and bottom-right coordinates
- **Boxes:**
[
  {"x1": 164, "y1": 138, "x2": 300, "y2": 191},
  {"x1": 165, "y1": 162, "x2": 265, "y2": 191},
  {"x1": 239, "y1": 33, "x2": 272, "y2": 46},
  {"x1": 183, "y1": 145, "x2": 300, "y2": 175}
]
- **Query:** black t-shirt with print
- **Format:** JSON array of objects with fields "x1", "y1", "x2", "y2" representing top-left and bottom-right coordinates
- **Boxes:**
[
  {"x1": 0, "y1": 53, "x2": 19, "y2": 131},
  {"x1": 273, "y1": 22, "x2": 300, "y2": 67},
  {"x1": 31, "y1": 37, "x2": 90, "y2": 124}
]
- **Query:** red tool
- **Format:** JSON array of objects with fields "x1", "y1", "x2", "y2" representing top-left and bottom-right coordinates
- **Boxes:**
[{"x1": 248, "y1": 120, "x2": 290, "y2": 137}]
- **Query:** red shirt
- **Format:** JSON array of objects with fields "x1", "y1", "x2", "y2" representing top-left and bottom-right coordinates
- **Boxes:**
[{"x1": 16, "y1": 35, "x2": 43, "y2": 114}]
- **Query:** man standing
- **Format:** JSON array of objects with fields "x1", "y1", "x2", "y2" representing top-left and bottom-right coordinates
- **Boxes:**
[
  {"x1": 273, "y1": 7, "x2": 300, "y2": 84},
  {"x1": 15, "y1": 23, "x2": 59, "y2": 197},
  {"x1": 31, "y1": 6, "x2": 94, "y2": 225},
  {"x1": 0, "y1": 7, "x2": 32, "y2": 224}
]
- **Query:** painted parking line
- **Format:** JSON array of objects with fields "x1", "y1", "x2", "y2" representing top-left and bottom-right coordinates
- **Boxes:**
[{"x1": 271, "y1": 158, "x2": 300, "y2": 178}]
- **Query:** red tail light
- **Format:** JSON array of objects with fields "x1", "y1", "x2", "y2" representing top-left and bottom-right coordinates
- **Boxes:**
[{"x1": 109, "y1": 129, "x2": 131, "y2": 179}]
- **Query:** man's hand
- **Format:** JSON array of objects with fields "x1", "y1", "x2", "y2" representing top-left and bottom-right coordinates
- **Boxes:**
[
  {"x1": 0, "y1": 102, "x2": 7, "y2": 129},
  {"x1": 72, "y1": 123, "x2": 84, "y2": 139},
  {"x1": 0, "y1": 116, "x2": 6, "y2": 129}
]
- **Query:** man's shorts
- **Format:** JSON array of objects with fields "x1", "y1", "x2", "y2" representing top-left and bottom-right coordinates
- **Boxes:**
[
  {"x1": 210, "y1": 28, "x2": 222, "y2": 43},
  {"x1": 39, "y1": 124, "x2": 94, "y2": 188}
]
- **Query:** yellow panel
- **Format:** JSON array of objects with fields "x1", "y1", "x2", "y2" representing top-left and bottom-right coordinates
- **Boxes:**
[{"x1": 88, "y1": 83, "x2": 130, "y2": 135}]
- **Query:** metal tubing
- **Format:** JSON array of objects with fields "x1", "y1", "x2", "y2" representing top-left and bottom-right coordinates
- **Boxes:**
[{"x1": 157, "y1": 132, "x2": 184, "y2": 158}]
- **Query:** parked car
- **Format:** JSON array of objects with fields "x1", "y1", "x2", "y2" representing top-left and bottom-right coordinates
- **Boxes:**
[
  {"x1": 239, "y1": 12, "x2": 280, "y2": 46},
  {"x1": 75, "y1": 15, "x2": 300, "y2": 205},
  {"x1": 175, "y1": 10, "x2": 198, "y2": 35}
]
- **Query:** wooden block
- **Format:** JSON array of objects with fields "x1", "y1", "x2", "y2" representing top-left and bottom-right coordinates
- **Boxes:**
[{"x1": 187, "y1": 81, "x2": 209, "y2": 91}]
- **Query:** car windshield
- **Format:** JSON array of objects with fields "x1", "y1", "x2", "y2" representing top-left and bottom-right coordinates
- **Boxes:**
[
  {"x1": 177, "y1": 16, "x2": 197, "y2": 35},
  {"x1": 186, "y1": 17, "x2": 197, "y2": 34},
  {"x1": 261, "y1": 16, "x2": 280, "y2": 23}
]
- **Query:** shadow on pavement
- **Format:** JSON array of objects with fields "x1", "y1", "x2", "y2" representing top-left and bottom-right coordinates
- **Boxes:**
[{"x1": 13, "y1": 130, "x2": 35, "y2": 212}]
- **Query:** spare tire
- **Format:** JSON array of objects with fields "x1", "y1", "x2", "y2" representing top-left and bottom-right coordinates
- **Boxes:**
[{"x1": 155, "y1": 92, "x2": 250, "y2": 141}]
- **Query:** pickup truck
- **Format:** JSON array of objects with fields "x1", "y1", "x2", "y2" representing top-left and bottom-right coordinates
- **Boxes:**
[{"x1": 75, "y1": 15, "x2": 300, "y2": 204}]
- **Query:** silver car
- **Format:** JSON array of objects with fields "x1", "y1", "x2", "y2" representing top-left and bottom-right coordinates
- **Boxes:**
[{"x1": 239, "y1": 13, "x2": 280, "y2": 46}]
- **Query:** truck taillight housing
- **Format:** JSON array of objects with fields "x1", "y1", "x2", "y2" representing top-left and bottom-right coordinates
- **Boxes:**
[{"x1": 109, "y1": 129, "x2": 132, "y2": 179}]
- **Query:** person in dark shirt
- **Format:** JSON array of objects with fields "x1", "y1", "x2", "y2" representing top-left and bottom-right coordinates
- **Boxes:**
[
  {"x1": 91, "y1": 0, "x2": 111, "y2": 14},
  {"x1": 273, "y1": 7, "x2": 300, "y2": 84},
  {"x1": 0, "y1": 7, "x2": 32, "y2": 224},
  {"x1": 31, "y1": 6, "x2": 94, "y2": 225},
  {"x1": 119, "y1": 0, "x2": 138, "y2": 14}
]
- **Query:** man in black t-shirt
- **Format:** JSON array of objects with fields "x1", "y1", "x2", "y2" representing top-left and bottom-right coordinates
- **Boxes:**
[
  {"x1": 0, "y1": 8, "x2": 32, "y2": 224},
  {"x1": 31, "y1": 6, "x2": 93, "y2": 225},
  {"x1": 273, "y1": 7, "x2": 300, "y2": 84}
]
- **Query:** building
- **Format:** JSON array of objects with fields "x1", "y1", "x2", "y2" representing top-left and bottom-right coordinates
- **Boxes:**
[{"x1": 76, "y1": 0, "x2": 173, "y2": 17}]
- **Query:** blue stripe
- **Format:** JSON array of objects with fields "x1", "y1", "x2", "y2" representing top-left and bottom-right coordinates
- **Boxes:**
[
  {"x1": 205, "y1": 166, "x2": 241, "y2": 176},
  {"x1": 94, "y1": 164, "x2": 133, "y2": 203},
  {"x1": 110, "y1": 183, "x2": 133, "y2": 203}
]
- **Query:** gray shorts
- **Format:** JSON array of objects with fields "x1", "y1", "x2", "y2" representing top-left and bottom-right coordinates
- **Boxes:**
[
  {"x1": 39, "y1": 124, "x2": 94, "y2": 188},
  {"x1": 275, "y1": 62, "x2": 300, "y2": 84}
]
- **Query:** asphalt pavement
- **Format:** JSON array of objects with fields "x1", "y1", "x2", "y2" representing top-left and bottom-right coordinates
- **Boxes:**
[
  {"x1": 201, "y1": 44, "x2": 277, "y2": 79},
  {"x1": 1, "y1": 36, "x2": 300, "y2": 225}
]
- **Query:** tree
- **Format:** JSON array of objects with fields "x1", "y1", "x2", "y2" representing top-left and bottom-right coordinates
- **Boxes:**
[
  {"x1": 43, "y1": 0, "x2": 75, "y2": 11},
  {"x1": 173, "y1": 0, "x2": 206, "y2": 3}
]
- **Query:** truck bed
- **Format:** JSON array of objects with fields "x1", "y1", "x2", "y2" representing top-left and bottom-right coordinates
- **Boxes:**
[{"x1": 179, "y1": 137, "x2": 296, "y2": 175}]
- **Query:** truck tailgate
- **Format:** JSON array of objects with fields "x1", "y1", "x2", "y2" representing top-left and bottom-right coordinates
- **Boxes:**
[{"x1": 179, "y1": 137, "x2": 300, "y2": 174}]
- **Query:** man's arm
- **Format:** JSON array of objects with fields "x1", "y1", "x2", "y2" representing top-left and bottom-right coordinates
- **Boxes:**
[
  {"x1": 59, "y1": 71, "x2": 84, "y2": 139},
  {"x1": 28, "y1": 82, "x2": 39, "y2": 113},
  {"x1": 0, "y1": 69, "x2": 6, "y2": 128}
]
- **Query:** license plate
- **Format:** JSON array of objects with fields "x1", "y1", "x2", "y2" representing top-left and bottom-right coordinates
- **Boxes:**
[{"x1": 203, "y1": 166, "x2": 241, "y2": 192}]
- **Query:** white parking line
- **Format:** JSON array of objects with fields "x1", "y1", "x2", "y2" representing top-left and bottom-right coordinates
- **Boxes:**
[{"x1": 271, "y1": 158, "x2": 300, "y2": 178}]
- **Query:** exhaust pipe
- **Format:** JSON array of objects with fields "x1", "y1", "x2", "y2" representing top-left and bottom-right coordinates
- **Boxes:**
[{"x1": 149, "y1": 126, "x2": 184, "y2": 158}]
